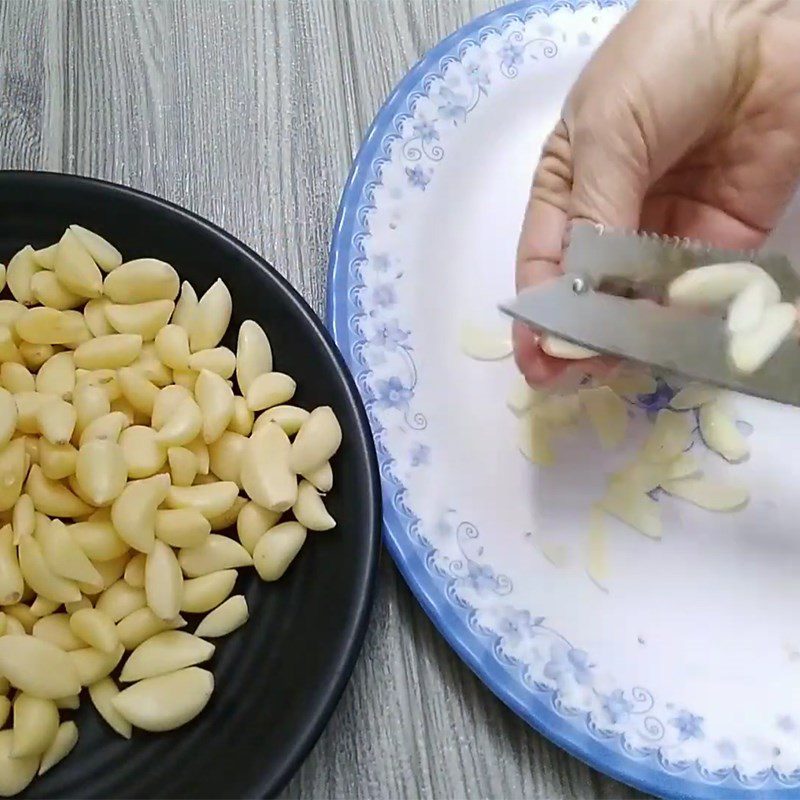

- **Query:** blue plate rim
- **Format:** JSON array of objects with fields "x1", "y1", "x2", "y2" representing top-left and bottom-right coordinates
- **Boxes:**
[{"x1": 325, "y1": 2, "x2": 797, "y2": 798}]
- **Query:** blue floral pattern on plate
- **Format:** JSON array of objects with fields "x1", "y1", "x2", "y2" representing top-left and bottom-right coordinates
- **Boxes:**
[{"x1": 328, "y1": 1, "x2": 796, "y2": 797}]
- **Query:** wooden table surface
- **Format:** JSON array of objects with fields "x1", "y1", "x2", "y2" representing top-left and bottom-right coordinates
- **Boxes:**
[{"x1": 0, "y1": 2, "x2": 646, "y2": 797}]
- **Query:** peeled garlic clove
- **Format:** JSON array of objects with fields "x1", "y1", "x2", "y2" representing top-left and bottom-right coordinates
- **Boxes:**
[
  {"x1": 729, "y1": 302, "x2": 797, "y2": 374},
  {"x1": 610, "y1": 460, "x2": 667, "y2": 494},
  {"x1": 669, "y1": 383, "x2": 718, "y2": 410},
  {"x1": 207, "y1": 495, "x2": 246, "y2": 532},
  {"x1": 112, "y1": 666, "x2": 213, "y2": 732},
  {"x1": 0, "y1": 388, "x2": 17, "y2": 449},
  {"x1": 241, "y1": 423, "x2": 297, "y2": 512},
  {"x1": 26, "y1": 464, "x2": 93, "y2": 518},
  {"x1": 188, "y1": 347, "x2": 236, "y2": 379},
  {"x1": 121, "y1": 631, "x2": 214, "y2": 682},
  {"x1": 253, "y1": 522, "x2": 306, "y2": 581},
  {"x1": 69, "y1": 643, "x2": 124, "y2": 685},
  {"x1": 38, "y1": 720, "x2": 78, "y2": 775},
  {"x1": 111, "y1": 473, "x2": 171, "y2": 553},
  {"x1": 119, "y1": 424, "x2": 166, "y2": 478},
  {"x1": 54, "y1": 228, "x2": 103, "y2": 298},
  {"x1": 178, "y1": 534, "x2": 252, "y2": 577},
  {"x1": 5, "y1": 603, "x2": 36, "y2": 633},
  {"x1": 12, "y1": 693, "x2": 59, "y2": 757},
  {"x1": 167, "y1": 447, "x2": 197, "y2": 487},
  {"x1": 165, "y1": 482, "x2": 239, "y2": 520},
  {"x1": 236, "y1": 320, "x2": 272, "y2": 394},
  {"x1": 151, "y1": 384, "x2": 192, "y2": 429},
  {"x1": 88, "y1": 677, "x2": 131, "y2": 739},
  {"x1": 0, "y1": 439, "x2": 27, "y2": 512},
  {"x1": 236, "y1": 501, "x2": 280, "y2": 554},
  {"x1": 35, "y1": 351, "x2": 76, "y2": 400},
  {"x1": 208, "y1": 431, "x2": 246, "y2": 485},
  {"x1": 116, "y1": 607, "x2": 186, "y2": 650},
  {"x1": 662, "y1": 477, "x2": 749, "y2": 511},
  {"x1": 14, "y1": 390, "x2": 49, "y2": 434},
  {"x1": 19, "y1": 341, "x2": 56, "y2": 370},
  {"x1": 668, "y1": 262, "x2": 778, "y2": 308},
  {"x1": 54, "y1": 694, "x2": 79, "y2": 710},
  {"x1": 0, "y1": 729, "x2": 38, "y2": 796},
  {"x1": 74, "y1": 333, "x2": 143, "y2": 370},
  {"x1": 72, "y1": 384, "x2": 111, "y2": 440},
  {"x1": 30, "y1": 596, "x2": 58, "y2": 619},
  {"x1": 6, "y1": 246, "x2": 40, "y2": 305},
  {"x1": 641, "y1": 409, "x2": 691, "y2": 463},
  {"x1": 698, "y1": 401, "x2": 748, "y2": 462},
  {"x1": 30, "y1": 270, "x2": 83, "y2": 310},
  {"x1": 154, "y1": 509, "x2": 210, "y2": 548},
  {"x1": 517, "y1": 411, "x2": 554, "y2": 466},
  {"x1": 36, "y1": 396, "x2": 76, "y2": 445},
  {"x1": 195, "y1": 369, "x2": 235, "y2": 444},
  {"x1": 245, "y1": 372, "x2": 296, "y2": 412},
  {"x1": 578, "y1": 386, "x2": 627, "y2": 449},
  {"x1": 12, "y1": 494, "x2": 34, "y2": 543},
  {"x1": 171, "y1": 281, "x2": 198, "y2": 329},
  {"x1": 87, "y1": 553, "x2": 129, "y2": 593},
  {"x1": 105, "y1": 299, "x2": 175, "y2": 340},
  {"x1": 727, "y1": 278, "x2": 771, "y2": 334},
  {"x1": 37, "y1": 518, "x2": 102, "y2": 586},
  {"x1": 130, "y1": 342, "x2": 173, "y2": 387},
  {"x1": 292, "y1": 480, "x2": 335, "y2": 531},
  {"x1": 0, "y1": 634, "x2": 81, "y2": 698},
  {"x1": 70, "y1": 511, "x2": 129, "y2": 562},
  {"x1": 252, "y1": 404, "x2": 308, "y2": 436},
  {"x1": 599, "y1": 487, "x2": 662, "y2": 540},
  {"x1": 194, "y1": 595, "x2": 248, "y2": 638},
  {"x1": 189, "y1": 279, "x2": 232, "y2": 352},
  {"x1": 0, "y1": 525, "x2": 23, "y2": 605},
  {"x1": 0, "y1": 301, "x2": 27, "y2": 342},
  {"x1": 145, "y1": 540, "x2": 183, "y2": 621},
  {"x1": 32, "y1": 614, "x2": 85, "y2": 651},
  {"x1": 228, "y1": 398, "x2": 256, "y2": 435},
  {"x1": 75, "y1": 439, "x2": 127, "y2": 506},
  {"x1": 103, "y1": 259, "x2": 180, "y2": 304},
  {"x1": 69, "y1": 224, "x2": 122, "y2": 272},
  {"x1": 301, "y1": 460, "x2": 333, "y2": 493},
  {"x1": 290, "y1": 406, "x2": 342, "y2": 475},
  {"x1": 154, "y1": 324, "x2": 191, "y2": 370},
  {"x1": 18, "y1": 534, "x2": 81, "y2": 603},
  {"x1": 539, "y1": 334, "x2": 598, "y2": 360},
  {"x1": 69, "y1": 608, "x2": 119, "y2": 653},
  {"x1": 155, "y1": 396, "x2": 203, "y2": 447},
  {"x1": 117, "y1": 367, "x2": 159, "y2": 416},
  {"x1": 180, "y1": 570, "x2": 237, "y2": 613},
  {"x1": 15, "y1": 307, "x2": 86, "y2": 345},
  {"x1": 124, "y1": 553, "x2": 145, "y2": 587},
  {"x1": 83, "y1": 298, "x2": 115, "y2": 337},
  {"x1": 667, "y1": 453, "x2": 700, "y2": 480},
  {"x1": 94, "y1": 580, "x2": 146, "y2": 623}
]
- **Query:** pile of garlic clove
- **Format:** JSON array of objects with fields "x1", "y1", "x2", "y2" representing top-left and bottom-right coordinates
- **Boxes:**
[{"x1": 0, "y1": 225, "x2": 342, "y2": 795}]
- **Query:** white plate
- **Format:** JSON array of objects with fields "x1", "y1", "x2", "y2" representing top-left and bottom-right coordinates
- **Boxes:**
[{"x1": 328, "y1": 2, "x2": 800, "y2": 796}]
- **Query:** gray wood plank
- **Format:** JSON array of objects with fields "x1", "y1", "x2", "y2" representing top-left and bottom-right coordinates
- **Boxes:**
[{"x1": 1, "y1": 0, "x2": 647, "y2": 797}]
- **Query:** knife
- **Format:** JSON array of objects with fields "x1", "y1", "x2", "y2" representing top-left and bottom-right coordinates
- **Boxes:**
[{"x1": 500, "y1": 222, "x2": 800, "y2": 407}]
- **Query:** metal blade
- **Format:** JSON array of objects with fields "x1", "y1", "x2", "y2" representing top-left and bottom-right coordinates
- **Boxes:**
[
  {"x1": 566, "y1": 221, "x2": 800, "y2": 298},
  {"x1": 501, "y1": 275, "x2": 800, "y2": 407}
]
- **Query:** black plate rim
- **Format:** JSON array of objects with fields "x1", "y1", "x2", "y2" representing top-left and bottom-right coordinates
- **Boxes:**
[{"x1": 0, "y1": 169, "x2": 381, "y2": 799}]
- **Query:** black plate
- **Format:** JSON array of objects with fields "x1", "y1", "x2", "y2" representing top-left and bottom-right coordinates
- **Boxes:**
[{"x1": 0, "y1": 171, "x2": 380, "y2": 799}]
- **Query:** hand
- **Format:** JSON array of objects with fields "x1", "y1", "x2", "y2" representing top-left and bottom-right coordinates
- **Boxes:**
[{"x1": 515, "y1": 0, "x2": 800, "y2": 387}]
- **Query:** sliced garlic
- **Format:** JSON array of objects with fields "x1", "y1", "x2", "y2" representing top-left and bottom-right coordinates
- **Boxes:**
[
  {"x1": 698, "y1": 401, "x2": 749, "y2": 462},
  {"x1": 641, "y1": 409, "x2": 691, "y2": 463},
  {"x1": 88, "y1": 677, "x2": 131, "y2": 739},
  {"x1": 120, "y1": 631, "x2": 214, "y2": 682},
  {"x1": 458, "y1": 322, "x2": 512, "y2": 360},
  {"x1": 145, "y1": 540, "x2": 183, "y2": 621},
  {"x1": 236, "y1": 320, "x2": 272, "y2": 394},
  {"x1": 667, "y1": 453, "x2": 701, "y2": 480},
  {"x1": 662, "y1": 477, "x2": 749, "y2": 511},
  {"x1": 669, "y1": 383, "x2": 718, "y2": 410},
  {"x1": 517, "y1": 411, "x2": 554, "y2": 466},
  {"x1": 599, "y1": 486, "x2": 662, "y2": 540},
  {"x1": 103, "y1": 259, "x2": 180, "y2": 304},
  {"x1": 610, "y1": 460, "x2": 668, "y2": 494},
  {"x1": 605, "y1": 368, "x2": 657, "y2": 397},
  {"x1": 112, "y1": 666, "x2": 213, "y2": 732},
  {"x1": 540, "y1": 334, "x2": 598, "y2": 360},
  {"x1": 729, "y1": 302, "x2": 797, "y2": 374},
  {"x1": 0, "y1": 634, "x2": 81, "y2": 698},
  {"x1": 38, "y1": 720, "x2": 78, "y2": 775},
  {"x1": 579, "y1": 386, "x2": 627, "y2": 449}
]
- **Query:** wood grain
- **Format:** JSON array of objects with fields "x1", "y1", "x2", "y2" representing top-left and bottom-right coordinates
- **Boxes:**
[{"x1": 0, "y1": 1, "x2": 646, "y2": 797}]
